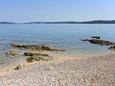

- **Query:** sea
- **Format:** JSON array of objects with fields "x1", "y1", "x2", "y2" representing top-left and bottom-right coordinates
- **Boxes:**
[{"x1": 0, "y1": 24, "x2": 115, "y2": 64}]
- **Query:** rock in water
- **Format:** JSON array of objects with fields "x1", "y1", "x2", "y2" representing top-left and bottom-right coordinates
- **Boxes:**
[
  {"x1": 6, "y1": 50, "x2": 18, "y2": 57},
  {"x1": 91, "y1": 36, "x2": 100, "y2": 39},
  {"x1": 82, "y1": 36, "x2": 115, "y2": 50},
  {"x1": 88, "y1": 39, "x2": 115, "y2": 45},
  {"x1": 82, "y1": 37, "x2": 115, "y2": 45},
  {"x1": 10, "y1": 43, "x2": 65, "y2": 51}
]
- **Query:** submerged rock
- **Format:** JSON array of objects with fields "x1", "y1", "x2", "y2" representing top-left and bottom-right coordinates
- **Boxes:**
[
  {"x1": 10, "y1": 43, "x2": 65, "y2": 51},
  {"x1": 6, "y1": 50, "x2": 18, "y2": 57}
]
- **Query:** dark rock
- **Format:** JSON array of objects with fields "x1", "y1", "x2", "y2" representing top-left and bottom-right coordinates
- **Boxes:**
[
  {"x1": 82, "y1": 37, "x2": 115, "y2": 46},
  {"x1": 82, "y1": 36, "x2": 115, "y2": 51},
  {"x1": 88, "y1": 39, "x2": 115, "y2": 45},
  {"x1": 91, "y1": 36, "x2": 100, "y2": 39},
  {"x1": 108, "y1": 45, "x2": 115, "y2": 49}
]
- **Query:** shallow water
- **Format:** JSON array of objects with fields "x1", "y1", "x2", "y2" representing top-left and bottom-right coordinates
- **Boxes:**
[{"x1": 0, "y1": 24, "x2": 115, "y2": 62}]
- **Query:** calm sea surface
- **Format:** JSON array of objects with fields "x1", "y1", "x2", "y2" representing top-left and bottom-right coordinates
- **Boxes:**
[{"x1": 0, "y1": 24, "x2": 115, "y2": 63}]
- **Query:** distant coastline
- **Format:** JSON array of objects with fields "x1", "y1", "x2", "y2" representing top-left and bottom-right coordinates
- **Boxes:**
[{"x1": 0, "y1": 20, "x2": 115, "y2": 24}]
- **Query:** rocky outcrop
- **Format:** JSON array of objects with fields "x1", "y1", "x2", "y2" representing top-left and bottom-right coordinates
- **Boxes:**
[
  {"x1": 10, "y1": 43, "x2": 65, "y2": 51},
  {"x1": 87, "y1": 39, "x2": 115, "y2": 45},
  {"x1": 82, "y1": 36, "x2": 115, "y2": 50},
  {"x1": 9, "y1": 43, "x2": 64, "y2": 62},
  {"x1": 82, "y1": 37, "x2": 115, "y2": 45}
]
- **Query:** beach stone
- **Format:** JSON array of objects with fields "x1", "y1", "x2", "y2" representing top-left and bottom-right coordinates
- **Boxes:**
[
  {"x1": 0, "y1": 54, "x2": 115, "y2": 86},
  {"x1": 14, "y1": 64, "x2": 22, "y2": 70}
]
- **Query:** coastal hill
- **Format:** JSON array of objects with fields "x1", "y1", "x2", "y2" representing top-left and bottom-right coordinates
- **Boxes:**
[
  {"x1": 0, "y1": 20, "x2": 115, "y2": 24},
  {"x1": 81, "y1": 20, "x2": 115, "y2": 24},
  {"x1": 0, "y1": 22, "x2": 16, "y2": 24},
  {"x1": 26, "y1": 20, "x2": 115, "y2": 24}
]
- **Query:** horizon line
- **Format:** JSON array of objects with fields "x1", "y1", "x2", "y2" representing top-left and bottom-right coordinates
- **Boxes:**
[{"x1": 0, "y1": 19, "x2": 115, "y2": 23}]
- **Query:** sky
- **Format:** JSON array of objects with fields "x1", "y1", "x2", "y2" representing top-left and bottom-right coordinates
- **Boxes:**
[{"x1": 0, "y1": 0, "x2": 115, "y2": 22}]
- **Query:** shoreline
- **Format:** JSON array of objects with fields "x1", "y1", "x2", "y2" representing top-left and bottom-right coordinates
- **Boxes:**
[
  {"x1": 0, "y1": 54, "x2": 78, "y2": 75},
  {"x1": 0, "y1": 50, "x2": 115, "y2": 73}
]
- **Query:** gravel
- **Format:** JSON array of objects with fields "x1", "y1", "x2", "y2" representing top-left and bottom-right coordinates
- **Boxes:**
[{"x1": 0, "y1": 54, "x2": 115, "y2": 86}]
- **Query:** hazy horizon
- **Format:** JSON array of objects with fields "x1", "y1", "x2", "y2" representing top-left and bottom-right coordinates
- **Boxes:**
[{"x1": 0, "y1": 0, "x2": 115, "y2": 23}]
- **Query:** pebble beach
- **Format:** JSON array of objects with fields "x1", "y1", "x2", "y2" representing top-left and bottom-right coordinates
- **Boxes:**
[{"x1": 0, "y1": 54, "x2": 115, "y2": 86}]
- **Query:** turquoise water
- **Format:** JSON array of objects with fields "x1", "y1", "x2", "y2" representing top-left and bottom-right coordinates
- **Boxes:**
[{"x1": 0, "y1": 24, "x2": 115, "y2": 62}]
